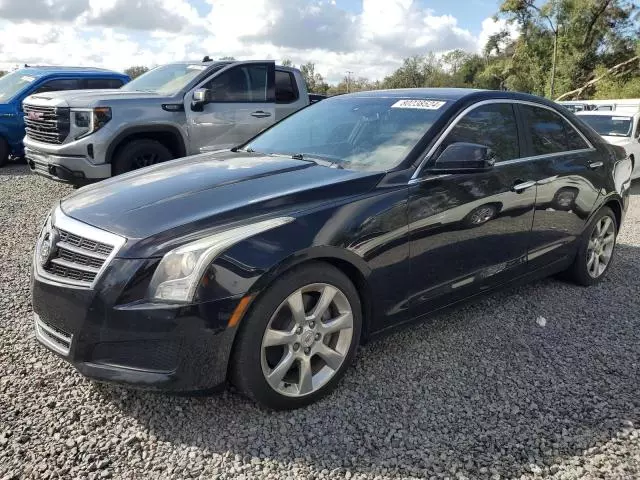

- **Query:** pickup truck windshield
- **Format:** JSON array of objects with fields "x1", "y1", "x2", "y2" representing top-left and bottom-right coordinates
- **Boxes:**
[
  {"x1": 246, "y1": 96, "x2": 450, "y2": 172},
  {"x1": 0, "y1": 70, "x2": 39, "y2": 102},
  {"x1": 580, "y1": 115, "x2": 632, "y2": 137},
  {"x1": 121, "y1": 63, "x2": 219, "y2": 96}
]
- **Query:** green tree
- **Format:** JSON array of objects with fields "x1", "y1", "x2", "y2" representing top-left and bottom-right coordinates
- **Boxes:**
[
  {"x1": 219, "y1": 56, "x2": 236, "y2": 61},
  {"x1": 281, "y1": 59, "x2": 293, "y2": 67},
  {"x1": 300, "y1": 62, "x2": 329, "y2": 94},
  {"x1": 124, "y1": 66, "x2": 149, "y2": 79}
]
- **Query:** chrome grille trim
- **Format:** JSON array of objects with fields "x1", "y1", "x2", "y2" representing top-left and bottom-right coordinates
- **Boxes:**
[
  {"x1": 34, "y1": 313, "x2": 73, "y2": 356},
  {"x1": 23, "y1": 104, "x2": 70, "y2": 145},
  {"x1": 34, "y1": 206, "x2": 126, "y2": 289}
]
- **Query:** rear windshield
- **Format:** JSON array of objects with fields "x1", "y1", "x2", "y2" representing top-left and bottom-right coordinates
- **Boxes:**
[
  {"x1": 579, "y1": 115, "x2": 632, "y2": 137},
  {"x1": 0, "y1": 70, "x2": 41, "y2": 102},
  {"x1": 246, "y1": 96, "x2": 451, "y2": 172}
]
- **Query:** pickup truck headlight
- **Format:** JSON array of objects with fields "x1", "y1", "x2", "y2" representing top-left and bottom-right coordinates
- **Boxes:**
[
  {"x1": 72, "y1": 107, "x2": 112, "y2": 139},
  {"x1": 147, "y1": 217, "x2": 294, "y2": 303}
]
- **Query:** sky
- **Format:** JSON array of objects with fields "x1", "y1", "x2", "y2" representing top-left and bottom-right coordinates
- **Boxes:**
[{"x1": 0, "y1": 0, "x2": 512, "y2": 83}]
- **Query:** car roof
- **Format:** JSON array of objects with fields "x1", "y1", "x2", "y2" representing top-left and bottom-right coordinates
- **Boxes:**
[
  {"x1": 576, "y1": 111, "x2": 636, "y2": 117},
  {"x1": 19, "y1": 66, "x2": 127, "y2": 77},
  {"x1": 339, "y1": 88, "x2": 560, "y2": 106}
]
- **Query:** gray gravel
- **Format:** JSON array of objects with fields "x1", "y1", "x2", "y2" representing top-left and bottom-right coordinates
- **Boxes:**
[{"x1": 2, "y1": 163, "x2": 640, "y2": 480}]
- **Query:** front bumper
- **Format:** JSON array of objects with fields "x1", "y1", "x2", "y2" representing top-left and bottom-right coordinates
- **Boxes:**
[
  {"x1": 25, "y1": 147, "x2": 111, "y2": 185},
  {"x1": 31, "y1": 265, "x2": 243, "y2": 392}
]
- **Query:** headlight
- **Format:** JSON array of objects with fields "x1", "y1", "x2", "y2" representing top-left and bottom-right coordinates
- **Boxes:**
[
  {"x1": 147, "y1": 217, "x2": 294, "y2": 303},
  {"x1": 71, "y1": 107, "x2": 112, "y2": 139}
]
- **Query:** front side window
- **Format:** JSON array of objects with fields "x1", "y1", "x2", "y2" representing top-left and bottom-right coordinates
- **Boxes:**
[
  {"x1": 579, "y1": 114, "x2": 633, "y2": 138},
  {"x1": 34, "y1": 79, "x2": 80, "y2": 94},
  {"x1": 207, "y1": 65, "x2": 268, "y2": 102},
  {"x1": 522, "y1": 105, "x2": 589, "y2": 155},
  {"x1": 246, "y1": 97, "x2": 451, "y2": 171},
  {"x1": 0, "y1": 70, "x2": 41, "y2": 101},
  {"x1": 436, "y1": 103, "x2": 519, "y2": 161}
]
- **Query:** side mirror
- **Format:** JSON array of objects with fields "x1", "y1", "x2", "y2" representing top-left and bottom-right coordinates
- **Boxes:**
[
  {"x1": 191, "y1": 88, "x2": 212, "y2": 112},
  {"x1": 429, "y1": 142, "x2": 497, "y2": 173}
]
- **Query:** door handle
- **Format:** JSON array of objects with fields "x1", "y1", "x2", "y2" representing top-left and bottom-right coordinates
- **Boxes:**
[
  {"x1": 589, "y1": 161, "x2": 604, "y2": 170},
  {"x1": 512, "y1": 180, "x2": 536, "y2": 193},
  {"x1": 251, "y1": 111, "x2": 272, "y2": 118}
]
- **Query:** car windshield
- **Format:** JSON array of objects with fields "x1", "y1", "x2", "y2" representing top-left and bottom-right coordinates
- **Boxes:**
[
  {"x1": 121, "y1": 63, "x2": 215, "y2": 95},
  {"x1": 580, "y1": 115, "x2": 632, "y2": 137},
  {"x1": 246, "y1": 96, "x2": 450, "y2": 171},
  {"x1": 0, "y1": 70, "x2": 40, "y2": 102}
]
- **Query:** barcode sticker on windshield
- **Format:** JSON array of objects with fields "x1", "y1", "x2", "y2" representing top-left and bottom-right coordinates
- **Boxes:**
[
  {"x1": 21, "y1": 75, "x2": 36, "y2": 82},
  {"x1": 187, "y1": 65, "x2": 207, "y2": 70},
  {"x1": 391, "y1": 99, "x2": 446, "y2": 110},
  {"x1": 613, "y1": 117, "x2": 629, "y2": 121}
]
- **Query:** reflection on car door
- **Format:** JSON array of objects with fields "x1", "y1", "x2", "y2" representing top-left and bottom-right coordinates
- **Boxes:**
[
  {"x1": 407, "y1": 102, "x2": 536, "y2": 320},
  {"x1": 516, "y1": 103, "x2": 602, "y2": 270},
  {"x1": 185, "y1": 62, "x2": 276, "y2": 153}
]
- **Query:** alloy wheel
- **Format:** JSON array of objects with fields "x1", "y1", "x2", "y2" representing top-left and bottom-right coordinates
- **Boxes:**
[
  {"x1": 586, "y1": 215, "x2": 616, "y2": 278},
  {"x1": 260, "y1": 283, "x2": 354, "y2": 397}
]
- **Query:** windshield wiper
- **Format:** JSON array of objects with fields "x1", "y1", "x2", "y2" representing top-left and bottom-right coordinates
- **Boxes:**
[{"x1": 291, "y1": 153, "x2": 344, "y2": 169}]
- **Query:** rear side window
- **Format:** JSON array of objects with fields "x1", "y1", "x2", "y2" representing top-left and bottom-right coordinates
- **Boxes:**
[
  {"x1": 275, "y1": 70, "x2": 298, "y2": 103},
  {"x1": 33, "y1": 78, "x2": 80, "y2": 94},
  {"x1": 84, "y1": 78, "x2": 124, "y2": 89},
  {"x1": 521, "y1": 105, "x2": 590, "y2": 155},
  {"x1": 438, "y1": 103, "x2": 520, "y2": 161}
]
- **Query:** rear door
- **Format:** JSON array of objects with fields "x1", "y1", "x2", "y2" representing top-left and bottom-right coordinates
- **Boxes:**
[
  {"x1": 516, "y1": 103, "x2": 602, "y2": 271},
  {"x1": 185, "y1": 62, "x2": 276, "y2": 152},
  {"x1": 407, "y1": 101, "x2": 536, "y2": 319}
]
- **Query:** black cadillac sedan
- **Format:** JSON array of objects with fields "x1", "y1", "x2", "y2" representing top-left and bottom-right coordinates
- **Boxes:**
[{"x1": 32, "y1": 89, "x2": 632, "y2": 410}]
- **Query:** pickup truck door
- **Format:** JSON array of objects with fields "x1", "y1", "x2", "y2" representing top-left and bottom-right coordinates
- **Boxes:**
[{"x1": 184, "y1": 62, "x2": 276, "y2": 153}]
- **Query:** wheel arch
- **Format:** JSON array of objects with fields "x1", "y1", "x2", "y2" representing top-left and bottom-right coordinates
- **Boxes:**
[{"x1": 106, "y1": 125, "x2": 187, "y2": 164}]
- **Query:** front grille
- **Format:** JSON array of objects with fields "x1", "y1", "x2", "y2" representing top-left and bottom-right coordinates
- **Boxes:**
[
  {"x1": 34, "y1": 313, "x2": 73, "y2": 356},
  {"x1": 35, "y1": 209, "x2": 124, "y2": 288},
  {"x1": 23, "y1": 104, "x2": 70, "y2": 144}
]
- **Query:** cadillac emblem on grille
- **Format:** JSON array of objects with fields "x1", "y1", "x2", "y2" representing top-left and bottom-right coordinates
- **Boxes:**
[{"x1": 38, "y1": 229, "x2": 57, "y2": 267}]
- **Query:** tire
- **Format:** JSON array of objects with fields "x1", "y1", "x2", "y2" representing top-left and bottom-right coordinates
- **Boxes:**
[
  {"x1": 564, "y1": 206, "x2": 617, "y2": 286},
  {"x1": 0, "y1": 137, "x2": 9, "y2": 167},
  {"x1": 231, "y1": 262, "x2": 362, "y2": 410},
  {"x1": 463, "y1": 203, "x2": 500, "y2": 228},
  {"x1": 112, "y1": 139, "x2": 172, "y2": 175}
]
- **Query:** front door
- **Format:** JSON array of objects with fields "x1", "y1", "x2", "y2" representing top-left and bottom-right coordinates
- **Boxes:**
[
  {"x1": 185, "y1": 62, "x2": 276, "y2": 153},
  {"x1": 408, "y1": 102, "x2": 536, "y2": 319},
  {"x1": 515, "y1": 103, "x2": 602, "y2": 270}
]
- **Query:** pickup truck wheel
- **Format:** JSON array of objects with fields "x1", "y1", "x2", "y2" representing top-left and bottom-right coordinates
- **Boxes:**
[
  {"x1": 112, "y1": 139, "x2": 173, "y2": 175},
  {"x1": 0, "y1": 138, "x2": 8, "y2": 167}
]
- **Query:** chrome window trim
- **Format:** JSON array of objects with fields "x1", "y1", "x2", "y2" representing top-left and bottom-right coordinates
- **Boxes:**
[
  {"x1": 410, "y1": 99, "x2": 596, "y2": 182},
  {"x1": 34, "y1": 205, "x2": 126, "y2": 289}
]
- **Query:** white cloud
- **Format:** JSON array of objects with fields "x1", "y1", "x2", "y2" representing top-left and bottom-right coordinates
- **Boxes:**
[{"x1": 0, "y1": 0, "x2": 514, "y2": 83}]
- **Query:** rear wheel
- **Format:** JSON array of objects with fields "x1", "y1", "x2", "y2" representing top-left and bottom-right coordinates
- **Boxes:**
[
  {"x1": 112, "y1": 139, "x2": 172, "y2": 175},
  {"x1": 0, "y1": 137, "x2": 9, "y2": 167},
  {"x1": 231, "y1": 263, "x2": 361, "y2": 410},
  {"x1": 564, "y1": 206, "x2": 617, "y2": 286}
]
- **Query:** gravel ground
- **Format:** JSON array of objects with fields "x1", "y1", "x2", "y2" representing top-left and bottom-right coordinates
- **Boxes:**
[{"x1": 1, "y1": 163, "x2": 640, "y2": 480}]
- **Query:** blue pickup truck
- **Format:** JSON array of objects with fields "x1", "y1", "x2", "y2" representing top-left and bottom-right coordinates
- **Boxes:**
[{"x1": 0, "y1": 67, "x2": 129, "y2": 166}]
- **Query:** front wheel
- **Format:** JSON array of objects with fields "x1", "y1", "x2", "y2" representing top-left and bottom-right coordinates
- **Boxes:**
[
  {"x1": 564, "y1": 206, "x2": 617, "y2": 286},
  {"x1": 231, "y1": 263, "x2": 362, "y2": 410},
  {"x1": 112, "y1": 139, "x2": 173, "y2": 175}
]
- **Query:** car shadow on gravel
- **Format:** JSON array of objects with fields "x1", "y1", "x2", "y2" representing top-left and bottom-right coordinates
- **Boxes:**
[
  {"x1": 95, "y1": 245, "x2": 640, "y2": 479},
  {"x1": 0, "y1": 163, "x2": 31, "y2": 178}
]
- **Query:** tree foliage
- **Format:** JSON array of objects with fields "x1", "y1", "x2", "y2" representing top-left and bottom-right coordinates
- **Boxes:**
[{"x1": 124, "y1": 66, "x2": 149, "y2": 79}]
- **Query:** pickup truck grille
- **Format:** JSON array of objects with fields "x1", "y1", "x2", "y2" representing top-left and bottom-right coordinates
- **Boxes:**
[{"x1": 23, "y1": 104, "x2": 70, "y2": 144}]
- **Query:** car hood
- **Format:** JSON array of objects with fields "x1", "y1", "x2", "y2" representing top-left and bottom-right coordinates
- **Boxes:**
[
  {"x1": 23, "y1": 89, "x2": 171, "y2": 109},
  {"x1": 600, "y1": 135, "x2": 632, "y2": 147},
  {"x1": 61, "y1": 151, "x2": 383, "y2": 256}
]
